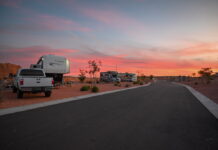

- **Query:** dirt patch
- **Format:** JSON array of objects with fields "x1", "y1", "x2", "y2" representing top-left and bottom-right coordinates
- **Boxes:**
[
  {"x1": 0, "y1": 82, "x2": 145, "y2": 109},
  {"x1": 180, "y1": 78, "x2": 218, "y2": 104}
]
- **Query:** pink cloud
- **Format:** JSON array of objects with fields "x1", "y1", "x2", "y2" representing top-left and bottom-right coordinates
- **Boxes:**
[
  {"x1": 37, "y1": 15, "x2": 91, "y2": 32},
  {"x1": 0, "y1": 0, "x2": 22, "y2": 8},
  {"x1": 0, "y1": 14, "x2": 92, "y2": 34},
  {"x1": 1, "y1": 43, "x2": 218, "y2": 76},
  {"x1": 23, "y1": 15, "x2": 91, "y2": 32},
  {"x1": 81, "y1": 8, "x2": 147, "y2": 33},
  {"x1": 176, "y1": 42, "x2": 218, "y2": 56},
  {"x1": 0, "y1": 46, "x2": 77, "y2": 68}
]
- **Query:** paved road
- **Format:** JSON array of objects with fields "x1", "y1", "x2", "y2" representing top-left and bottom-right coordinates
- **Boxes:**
[{"x1": 0, "y1": 81, "x2": 218, "y2": 150}]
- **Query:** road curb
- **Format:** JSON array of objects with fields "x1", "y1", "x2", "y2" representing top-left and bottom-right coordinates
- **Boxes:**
[
  {"x1": 174, "y1": 82, "x2": 218, "y2": 119},
  {"x1": 0, "y1": 83, "x2": 151, "y2": 116}
]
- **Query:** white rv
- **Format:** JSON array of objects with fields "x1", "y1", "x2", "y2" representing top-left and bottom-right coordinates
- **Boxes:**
[
  {"x1": 100, "y1": 71, "x2": 120, "y2": 82},
  {"x1": 30, "y1": 55, "x2": 70, "y2": 83},
  {"x1": 118, "y1": 73, "x2": 137, "y2": 82}
]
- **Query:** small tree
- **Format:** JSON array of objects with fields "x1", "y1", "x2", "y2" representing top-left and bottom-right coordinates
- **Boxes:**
[
  {"x1": 192, "y1": 72, "x2": 196, "y2": 82},
  {"x1": 78, "y1": 69, "x2": 87, "y2": 83},
  {"x1": 149, "y1": 75, "x2": 154, "y2": 80},
  {"x1": 192, "y1": 73, "x2": 196, "y2": 77},
  {"x1": 198, "y1": 68, "x2": 213, "y2": 84},
  {"x1": 87, "y1": 60, "x2": 101, "y2": 87},
  {"x1": 138, "y1": 73, "x2": 146, "y2": 82}
]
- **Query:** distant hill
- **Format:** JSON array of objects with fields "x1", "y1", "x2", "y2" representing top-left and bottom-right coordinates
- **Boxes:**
[{"x1": 0, "y1": 63, "x2": 21, "y2": 80}]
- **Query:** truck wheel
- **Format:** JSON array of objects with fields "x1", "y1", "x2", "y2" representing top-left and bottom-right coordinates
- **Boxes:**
[
  {"x1": 17, "y1": 90, "x2": 23, "y2": 98},
  {"x1": 12, "y1": 87, "x2": 17, "y2": 93},
  {"x1": 45, "y1": 91, "x2": 51, "y2": 97}
]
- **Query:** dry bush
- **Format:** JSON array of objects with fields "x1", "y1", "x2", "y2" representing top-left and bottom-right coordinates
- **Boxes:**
[{"x1": 0, "y1": 81, "x2": 3, "y2": 100}]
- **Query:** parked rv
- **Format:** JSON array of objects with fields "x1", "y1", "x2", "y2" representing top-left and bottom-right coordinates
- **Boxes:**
[
  {"x1": 118, "y1": 73, "x2": 137, "y2": 82},
  {"x1": 100, "y1": 71, "x2": 120, "y2": 82},
  {"x1": 13, "y1": 68, "x2": 54, "y2": 98},
  {"x1": 30, "y1": 55, "x2": 70, "y2": 83}
]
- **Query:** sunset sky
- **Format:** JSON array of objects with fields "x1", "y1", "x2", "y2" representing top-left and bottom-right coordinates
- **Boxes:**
[{"x1": 0, "y1": 0, "x2": 218, "y2": 76}]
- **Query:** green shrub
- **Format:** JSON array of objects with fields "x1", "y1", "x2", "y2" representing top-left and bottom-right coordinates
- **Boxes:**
[
  {"x1": 125, "y1": 84, "x2": 130, "y2": 87},
  {"x1": 92, "y1": 86, "x2": 99, "y2": 92},
  {"x1": 86, "y1": 81, "x2": 92, "y2": 84},
  {"x1": 114, "y1": 82, "x2": 121, "y2": 86},
  {"x1": 80, "y1": 85, "x2": 90, "y2": 91},
  {"x1": 114, "y1": 83, "x2": 118, "y2": 86},
  {"x1": 139, "y1": 82, "x2": 144, "y2": 85},
  {"x1": 78, "y1": 76, "x2": 86, "y2": 83},
  {"x1": 133, "y1": 81, "x2": 139, "y2": 84}
]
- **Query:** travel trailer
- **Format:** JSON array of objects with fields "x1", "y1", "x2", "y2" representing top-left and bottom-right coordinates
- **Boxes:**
[
  {"x1": 30, "y1": 55, "x2": 70, "y2": 83},
  {"x1": 100, "y1": 71, "x2": 120, "y2": 82},
  {"x1": 118, "y1": 73, "x2": 137, "y2": 82}
]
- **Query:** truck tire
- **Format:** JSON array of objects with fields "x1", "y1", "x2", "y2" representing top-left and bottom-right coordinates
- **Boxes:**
[
  {"x1": 12, "y1": 86, "x2": 17, "y2": 93},
  {"x1": 45, "y1": 91, "x2": 51, "y2": 97},
  {"x1": 17, "y1": 90, "x2": 23, "y2": 98}
]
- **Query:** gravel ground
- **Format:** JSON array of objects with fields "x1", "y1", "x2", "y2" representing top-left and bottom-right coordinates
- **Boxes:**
[
  {"x1": 180, "y1": 78, "x2": 218, "y2": 104},
  {"x1": 0, "y1": 82, "x2": 140, "y2": 109}
]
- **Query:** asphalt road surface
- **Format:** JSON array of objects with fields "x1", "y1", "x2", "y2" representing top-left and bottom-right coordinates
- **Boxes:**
[{"x1": 0, "y1": 81, "x2": 218, "y2": 150}]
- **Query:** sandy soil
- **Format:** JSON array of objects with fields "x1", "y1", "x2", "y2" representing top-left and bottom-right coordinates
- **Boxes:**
[
  {"x1": 180, "y1": 78, "x2": 218, "y2": 104},
  {"x1": 0, "y1": 82, "x2": 142, "y2": 109}
]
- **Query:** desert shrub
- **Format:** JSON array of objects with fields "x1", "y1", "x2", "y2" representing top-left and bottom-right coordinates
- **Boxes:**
[
  {"x1": 114, "y1": 82, "x2": 121, "y2": 86},
  {"x1": 0, "y1": 81, "x2": 3, "y2": 100},
  {"x1": 78, "y1": 76, "x2": 86, "y2": 83},
  {"x1": 78, "y1": 69, "x2": 87, "y2": 83},
  {"x1": 91, "y1": 86, "x2": 99, "y2": 92},
  {"x1": 133, "y1": 81, "x2": 139, "y2": 84},
  {"x1": 86, "y1": 81, "x2": 92, "y2": 84},
  {"x1": 198, "y1": 67, "x2": 213, "y2": 84},
  {"x1": 80, "y1": 85, "x2": 90, "y2": 91},
  {"x1": 125, "y1": 84, "x2": 130, "y2": 87}
]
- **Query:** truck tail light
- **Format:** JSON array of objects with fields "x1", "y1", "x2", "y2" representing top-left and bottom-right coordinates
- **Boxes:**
[
  {"x1": 52, "y1": 80, "x2": 54, "y2": 85},
  {"x1": 19, "y1": 79, "x2": 24, "y2": 85}
]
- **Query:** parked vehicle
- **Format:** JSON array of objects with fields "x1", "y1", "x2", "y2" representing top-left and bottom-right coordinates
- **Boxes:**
[
  {"x1": 13, "y1": 68, "x2": 54, "y2": 98},
  {"x1": 118, "y1": 73, "x2": 137, "y2": 82},
  {"x1": 30, "y1": 55, "x2": 70, "y2": 83},
  {"x1": 100, "y1": 71, "x2": 121, "y2": 82}
]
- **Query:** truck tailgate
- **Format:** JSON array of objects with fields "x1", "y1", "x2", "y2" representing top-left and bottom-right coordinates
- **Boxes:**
[{"x1": 20, "y1": 77, "x2": 53, "y2": 87}]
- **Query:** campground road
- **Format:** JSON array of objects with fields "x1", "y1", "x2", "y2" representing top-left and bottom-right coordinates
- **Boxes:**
[{"x1": 0, "y1": 81, "x2": 218, "y2": 150}]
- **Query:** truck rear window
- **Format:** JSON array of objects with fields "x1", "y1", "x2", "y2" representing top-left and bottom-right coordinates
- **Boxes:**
[{"x1": 20, "y1": 69, "x2": 44, "y2": 76}]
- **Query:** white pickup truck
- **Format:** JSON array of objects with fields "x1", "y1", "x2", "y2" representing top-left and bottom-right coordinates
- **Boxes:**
[{"x1": 13, "y1": 68, "x2": 54, "y2": 98}]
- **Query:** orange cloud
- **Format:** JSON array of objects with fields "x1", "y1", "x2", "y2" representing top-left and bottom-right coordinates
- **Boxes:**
[
  {"x1": 176, "y1": 42, "x2": 218, "y2": 56},
  {"x1": 1, "y1": 43, "x2": 218, "y2": 77}
]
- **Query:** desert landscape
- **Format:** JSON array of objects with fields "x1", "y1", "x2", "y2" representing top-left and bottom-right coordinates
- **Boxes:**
[
  {"x1": 180, "y1": 78, "x2": 218, "y2": 104},
  {"x1": 0, "y1": 0, "x2": 218, "y2": 149},
  {"x1": 0, "y1": 62, "x2": 151, "y2": 108}
]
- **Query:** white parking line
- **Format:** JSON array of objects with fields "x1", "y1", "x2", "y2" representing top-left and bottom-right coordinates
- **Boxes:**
[
  {"x1": 0, "y1": 83, "x2": 151, "y2": 116},
  {"x1": 174, "y1": 82, "x2": 218, "y2": 119}
]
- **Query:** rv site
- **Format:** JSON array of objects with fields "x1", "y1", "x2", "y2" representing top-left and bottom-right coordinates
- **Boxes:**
[
  {"x1": 1, "y1": 1, "x2": 218, "y2": 149},
  {"x1": 0, "y1": 54, "x2": 154, "y2": 108},
  {"x1": 1, "y1": 54, "x2": 218, "y2": 109}
]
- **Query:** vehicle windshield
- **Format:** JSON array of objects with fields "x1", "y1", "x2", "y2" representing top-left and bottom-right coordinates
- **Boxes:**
[{"x1": 20, "y1": 69, "x2": 44, "y2": 76}]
